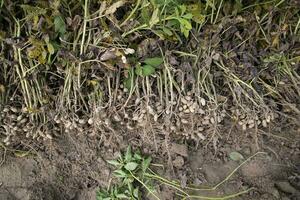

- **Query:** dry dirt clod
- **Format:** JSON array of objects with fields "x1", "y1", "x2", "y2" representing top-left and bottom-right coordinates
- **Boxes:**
[
  {"x1": 173, "y1": 156, "x2": 185, "y2": 168},
  {"x1": 170, "y1": 143, "x2": 188, "y2": 157},
  {"x1": 275, "y1": 181, "x2": 300, "y2": 196}
]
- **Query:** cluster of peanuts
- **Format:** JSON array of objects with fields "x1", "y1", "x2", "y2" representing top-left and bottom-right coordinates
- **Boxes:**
[
  {"x1": 0, "y1": 106, "x2": 52, "y2": 145},
  {"x1": 117, "y1": 84, "x2": 128, "y2": 102},
  {"x1": 233, "y1": 109, "x2": 276, "y2": 130},
  {"x1": 53, "y1": 111, "x2": 110, "y2": 136}
]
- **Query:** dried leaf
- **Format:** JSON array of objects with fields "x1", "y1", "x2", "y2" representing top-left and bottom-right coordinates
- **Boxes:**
[
  {"x1": 100, "y1": 49, "x2": 117, "y2": 61},
  {"x1": 229, "y1": 151, "x2": 244, "y2": 161},
  {"x1": 99, "y1": 1, "x2": 107, "y2": 15},
  {"x1": 105, "y1": 1, "x2": 125, "y2": 16}
]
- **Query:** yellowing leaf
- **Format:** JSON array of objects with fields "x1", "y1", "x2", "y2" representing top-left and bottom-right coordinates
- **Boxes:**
[
  {"x1": 192, "y1": 14, "x2": 206, "y2": 24},
  {"x1": 272, "y1": 34, "x2": 279, "y2": 48},
  {"x1": 14, "y1": 150, "x2": 34, "y2": 157},
  {"x1": 88, "y1": 80, "x2": 99, "y2": 87},
  {"x1": 47, "y1": 42, "x2": 55, "y2": 54},
  {"x1": 27, "y1": 47, "x2": 41, "y2": 59},
  {"x1": 149, "y1": 8, "x2": 160, "y2": 28},
  {"x1": 187, "y1": 3, "x2": 206, "y2": 24}
]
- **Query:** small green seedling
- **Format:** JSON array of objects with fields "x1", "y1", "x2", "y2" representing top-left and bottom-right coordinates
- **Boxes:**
[{"x1": 97, "y1": 146, "x2": 153, "y2": 200}]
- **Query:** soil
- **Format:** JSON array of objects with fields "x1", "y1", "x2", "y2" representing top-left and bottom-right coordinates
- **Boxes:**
[{"x1": 0, "y1": 124, "x2": 299, "y2": 200}]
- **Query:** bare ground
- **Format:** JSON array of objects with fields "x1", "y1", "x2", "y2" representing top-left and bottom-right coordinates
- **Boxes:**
[{"x1": 0, "y1": 124, "x2": 299, "y2": 200}]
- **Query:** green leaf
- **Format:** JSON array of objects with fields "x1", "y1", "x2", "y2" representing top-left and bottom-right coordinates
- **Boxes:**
[
  {"x1": 183, "y1": 13, "x2": 193, "y2": 19},
  {"x1": 142, "y1": 157, "x2": 152, "y2": 172},
  {"x1": 124, "y1": 177, "x2": 134, "y2": 184},
  {"x1": 135, "y1": 65, "x2": 143, "y2": 76},
  {"x1": 114, "y1": 169, "x2": 128, "y2": 178},
  {"x1": 178, "y1": 18, "x2": 192, "y2": 30},
  {"x1": 107, "y1": 160, "x2": 121, "y2": 167},
  {"x1": 124, "y1": 162, "x2": 138, "y2": 171},
  {"x1": 124, "y1": 77, "x2": 132, "y2": 90},
  {"x1": 116, "y1": 193, "x2": 128, "y2": 198},
  {"x1": 134, "y1": 152, "x2": 142, "y2": 160},
  {"x1": 229, "y1": 151, "x2": 244, "y2": 161},
  {"x1": 125, "y1": 146, "x2": 132, "y2": 162},
  {"x1": 133, "y1": 187, "x2": 139, "y2": 198},
  {"x1": 142, "y1": 65, "x2": 155, "y2": 76},
  {"x1": 54, "y1": 16, "x2": 66, "y2": 36},
  {"x1": 128, "y1": 182, "x2": 133, "y2": 192},
  {"x1": 183, "y1": 28, "x2": 189, "y2": 38},
  {"x1": 162, "y1": 27, "x2": 173, "y2": 36},
  {"x1": 143, "y1": 57, "x2": 163, "y2": 67}
]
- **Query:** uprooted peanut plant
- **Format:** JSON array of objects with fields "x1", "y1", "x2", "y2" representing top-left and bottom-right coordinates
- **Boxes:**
[{"x1": 0, "y1": 0, "x2": 299, "y2": 169}]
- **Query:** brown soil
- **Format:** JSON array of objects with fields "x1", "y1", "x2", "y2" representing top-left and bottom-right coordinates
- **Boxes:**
[{"x1": 0, "y1": 124, "x2": 299, "y2": 200}]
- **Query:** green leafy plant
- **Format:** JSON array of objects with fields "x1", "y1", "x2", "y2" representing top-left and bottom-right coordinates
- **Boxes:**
[
  {"x1": 122, "y1": 1, "x2": 197, "y2": 39},
  {"x1": 97, "y1": 146, "x2": 260, "y2": 200},
  {"x1": 97, "y1": 146, "x2": 153, "y2": 200}
]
